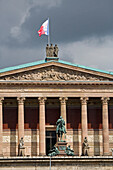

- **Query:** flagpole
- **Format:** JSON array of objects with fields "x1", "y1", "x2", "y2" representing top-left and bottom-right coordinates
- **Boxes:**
[{"x1": 48, "y1": 18, "x2": 50, "y2": 45}]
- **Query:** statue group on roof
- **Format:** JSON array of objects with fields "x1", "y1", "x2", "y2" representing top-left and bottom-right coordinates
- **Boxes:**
[{"x1": 46, "y1": 44, "x2": 59, "y2": 57}]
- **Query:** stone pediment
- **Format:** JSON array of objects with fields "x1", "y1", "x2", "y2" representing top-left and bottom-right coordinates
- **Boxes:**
[{"x1": 0, "y1": 65, "x2": 111, "y2": 81}]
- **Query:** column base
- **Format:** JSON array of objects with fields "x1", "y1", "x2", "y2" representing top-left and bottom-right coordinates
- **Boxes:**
[
  {"x1": 39, "y1": 153, "x2": 46, "y2": 156},
  {"x1": 103, "y1": 153, "x2": 110, "y2": 156},
  {"x1": 0, "y1": 154, "x2": 3, "y2": 157}
]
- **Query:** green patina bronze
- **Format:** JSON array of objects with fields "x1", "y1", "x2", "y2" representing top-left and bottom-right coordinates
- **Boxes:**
[
  {"x1": 48, "y1": 145, "x2": 59, "y2": 157},
  {"x1": 48, "y1": 116, "x2": 75, "y2": 156},
  {"x1": 56, "y1": 116, "x2": 66, "y2": 142},
  {"x1": 65, "y1": 145, "x2": 74, "y2": 156}
]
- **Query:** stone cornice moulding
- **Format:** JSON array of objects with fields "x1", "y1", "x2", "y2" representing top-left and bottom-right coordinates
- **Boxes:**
[
  {"x1": 0, "y1": 81, "x2": 113, "y2": 86},
  {"x1": 0, "y1": 62, "x2": 113, "y2": 80}
]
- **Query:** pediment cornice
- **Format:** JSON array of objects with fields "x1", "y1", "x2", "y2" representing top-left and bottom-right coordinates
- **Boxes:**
[{"x1": 0, "y1": 61, "x2": 113, "y2": 81}]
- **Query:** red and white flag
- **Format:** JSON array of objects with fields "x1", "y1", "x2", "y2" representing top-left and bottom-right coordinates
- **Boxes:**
[{"x1": 38, "y1": 19, "x2": 49, "y2": 37}]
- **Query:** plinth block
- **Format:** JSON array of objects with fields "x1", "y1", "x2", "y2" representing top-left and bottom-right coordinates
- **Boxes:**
[{"x1": 57, "y1": 142, "x2": 67, "y2": 156}]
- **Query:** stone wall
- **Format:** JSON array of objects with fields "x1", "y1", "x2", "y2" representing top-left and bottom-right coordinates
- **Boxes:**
[
  {"x1": 3, "y1": 129, "x2": 113, "y2": 157},
  {"x1": 0, "y1": 157, "x2": 113, "y2": 170}
]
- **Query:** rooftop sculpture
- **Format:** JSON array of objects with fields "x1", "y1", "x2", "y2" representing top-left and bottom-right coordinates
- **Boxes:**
[{"x1": 46, "y1": 44, "x2": 59, "y2": 58}]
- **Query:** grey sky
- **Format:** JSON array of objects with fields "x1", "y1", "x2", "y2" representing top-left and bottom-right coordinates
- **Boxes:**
[{"x1": 0, "y1": 0, "x2": 113, "y2": 71}]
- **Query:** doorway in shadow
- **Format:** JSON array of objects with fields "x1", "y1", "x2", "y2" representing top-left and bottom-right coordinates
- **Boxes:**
[{"x1": 46, "y1": 131, "x2": 56, "y2": 155}]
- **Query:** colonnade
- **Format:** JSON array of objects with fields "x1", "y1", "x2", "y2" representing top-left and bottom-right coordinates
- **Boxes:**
[{"x1": 0, "y1": 97, "x2": 110, "y2": 156}]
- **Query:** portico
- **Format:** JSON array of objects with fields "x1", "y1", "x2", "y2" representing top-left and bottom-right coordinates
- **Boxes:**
[
  {"x1": 0, "y1": 47, "x2": 113, "y2": 157},
  {"x1": 0, "y1": 94, "x2": 112, "y2": 156}
]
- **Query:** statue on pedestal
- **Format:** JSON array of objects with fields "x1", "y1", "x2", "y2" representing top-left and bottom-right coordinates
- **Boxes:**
[
  {"x1": 48, "y1": 116, "x2": 75, "y2": 156},
  {"x1": 82, "y1": 137, "x2": 90, "y2": 156},
  {"x1": 19, "y1": 137, "x2": 24, "y2": 148},
  {"x1": 49, "y1": 44, "x2": 54, "y2": 57},
  {"x1": 18, "y1": 137, "x2": 25, "y2": 156},
  {"x1": 46, "y1": 44, "x2": 50, "y2": 57},
  {"x1": 54, "y1": 44, "x2": 59, "y2": 57},
  {"x1": 56, "y1": 116, "x2": 66, "y2": 142}
]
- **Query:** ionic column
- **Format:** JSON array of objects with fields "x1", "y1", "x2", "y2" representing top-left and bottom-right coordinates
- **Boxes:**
[
  {"x1": 38, "y1": 97, "x2": 47, "y2": 156},
  {"x1": 80, "y1": 97, "x2": 89, "y2": 144},
  {"x1": 0, "y1": 97, "x2": 4, "y2": 156},
  {"x1": 17, "y1": 97, "x2": 25, "y2": 146},
  {"x1": 101, "y1": 97, "x2": 110, "y2": 156},
  {"x1": 59, "y1": 97, "x2": 68, "y2": 128}
]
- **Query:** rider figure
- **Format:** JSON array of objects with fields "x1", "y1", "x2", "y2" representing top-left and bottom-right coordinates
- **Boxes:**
[{"x1": 56, "y1": 116, "x2": 66, "y2": 141}]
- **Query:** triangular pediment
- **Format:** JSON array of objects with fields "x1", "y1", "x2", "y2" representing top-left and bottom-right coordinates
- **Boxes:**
[{"x1": 0, "y1": 61, "x2": 113, "y2": 81}]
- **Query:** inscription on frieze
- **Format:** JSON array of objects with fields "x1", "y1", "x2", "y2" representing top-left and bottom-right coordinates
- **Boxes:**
[{"x1": 0, "y1": 66, "x2": 109, "y2": 81}]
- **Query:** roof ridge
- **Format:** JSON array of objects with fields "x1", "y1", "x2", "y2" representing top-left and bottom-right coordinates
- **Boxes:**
[
  {"x1": 0, "y1": 59, "x2": 113, "y2": 76},
  {"x1": 58, "y1": 60, "x2": 113, "y2": 75},
  {"x1": 0, "y1": 60, "x2": 45, "y2": 73}
]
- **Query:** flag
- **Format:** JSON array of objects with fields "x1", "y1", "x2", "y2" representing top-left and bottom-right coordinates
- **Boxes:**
[{"x1": 38, "y1": 19, "x2": 49, "y2": 37}]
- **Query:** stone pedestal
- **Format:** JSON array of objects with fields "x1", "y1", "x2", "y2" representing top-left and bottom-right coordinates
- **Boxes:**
[{"x1": 57, "y1": 142, "x2": 67, "y2": 156}]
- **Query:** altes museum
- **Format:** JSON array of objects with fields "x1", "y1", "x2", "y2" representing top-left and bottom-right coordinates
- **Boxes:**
[{"x1": 0, "y1": 44, "x2": 113, "y2": 158}]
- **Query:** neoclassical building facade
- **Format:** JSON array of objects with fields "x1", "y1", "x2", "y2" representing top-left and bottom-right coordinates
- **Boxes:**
[{"x1": 0, "y1": 54, "x2": 113, "y2": 157}]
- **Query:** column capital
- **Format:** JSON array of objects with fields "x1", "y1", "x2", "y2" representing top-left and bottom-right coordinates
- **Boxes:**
[
  {"x1": 80, "y1": 97, "x2": 89, "y2": 104},
  {"x1": 17, "y1": 97, "x2": 25, "y2": 104},
  {"x1": 59, "y1": 97, "x2": 68, "y2": 104},
  {"x1": 101, "y1": 97, "x2": 110, "y2": 104},
  {"x1": 0, "y1": 97, "x2": 4, "y2": 104},
  {"x1": 38, "y1": 97, "x2": 47, "y2": 104}
]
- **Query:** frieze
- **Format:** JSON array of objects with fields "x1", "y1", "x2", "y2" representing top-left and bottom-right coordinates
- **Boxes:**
[{"x1": 0, "y1": 66, "x2": 110, "y2": 81}]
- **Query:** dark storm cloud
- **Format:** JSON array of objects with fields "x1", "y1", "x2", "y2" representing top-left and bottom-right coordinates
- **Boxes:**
[
  {"x1": 3, "y1": 0, "x2": 113, "y2": 48},
  {"x1": 0, "y1": 0, "x2": 113, "y2": 70}
]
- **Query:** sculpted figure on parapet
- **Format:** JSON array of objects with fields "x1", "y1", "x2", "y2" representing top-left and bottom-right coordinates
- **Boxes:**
[
  {"x1": 18, "y1": 137, "x2": 25, "y2": 156},
  {"x1": 46, "y1": 44, "x2": 59, "y2": 57},
  {"x1": 82, "y1": 137, "x2": 90, "y2": 156},
  {"x1": 65, "y1": 145, "x2": 75, "y2": 156},
  {"x1": 19, "y1": 137, "x2": 24, "y2": 149}
]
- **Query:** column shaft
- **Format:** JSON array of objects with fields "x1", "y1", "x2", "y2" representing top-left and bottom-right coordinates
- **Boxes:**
[
  {"x1": 59, "y1": 97, "x2": 68, "y2": 129},
  {"x1": 0, "y1": 98, "x2": 4, "y2": 156},
  {"x1": 17, "y1": 97, "x2": 25, "y2": 145},
  {"x1": 38, "y1": 97, "x2": 46, "y2": 156},
  {"x1": 101, "y1": 97, "x2": 109, "y2": 156},
  {"x1": 80, "y1": 97, "x2": 88, "y2": 144}
]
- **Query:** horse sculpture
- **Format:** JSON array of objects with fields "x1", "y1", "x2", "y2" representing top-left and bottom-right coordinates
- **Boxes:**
[{"x1": 56, "y1": 116, "x2": 66, "y2": 142}]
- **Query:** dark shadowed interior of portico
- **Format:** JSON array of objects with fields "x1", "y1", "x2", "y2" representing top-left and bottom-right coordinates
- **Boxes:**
[
  {"x1": 87, "y1": 98, "x2": 102, "y2": 156},
  {"x1": 3, "y1": 97, "x2": 18, "y2": 156},
  {"x1": 24, "y1": 98, "x2": 39, "y2": 129},
  {"x1": 45, "y1": 98, "x2": 60, "y2": 126},
  {"x1": 24, "y1": 98, "x2": 39, "y2": 156},
  {"x1": 67, "y1": 98, "x2": 81, "y2": 129},
  {"x1": 108, "y1": 98, "x2": 113, "y2": 129},
  {"x1": 67, "y1": 98, "x2": 81, "y2": 155},
  {"x1": 87, "y1": 98, "x2": 102, "y2": 129}
]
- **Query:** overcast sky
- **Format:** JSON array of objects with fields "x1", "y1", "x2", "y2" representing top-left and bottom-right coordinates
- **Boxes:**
[{"x1": 0, "y1": 0, "x2": 113, "y2": 71}]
